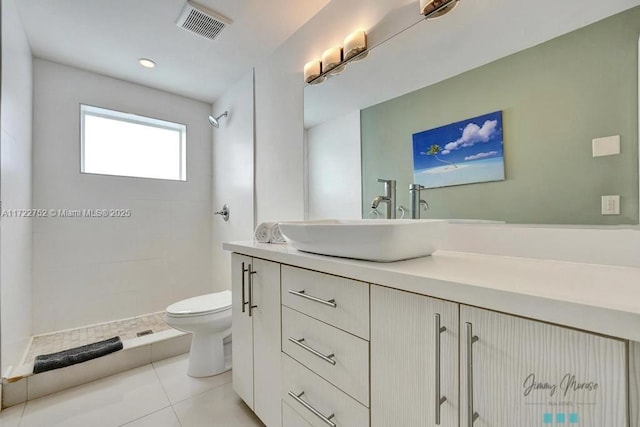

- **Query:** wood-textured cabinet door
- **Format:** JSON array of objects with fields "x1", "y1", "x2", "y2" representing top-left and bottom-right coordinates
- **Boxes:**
[
  {"x1": 371, "y1": 285, "x2": 459, "y2": 427},
  {"x1": 252, "y1": 258, "x2": 282, "y2": 427},
  {"x1": 231, "y1": 253, "x2": 254, "y2": 409},
  {"x1": 460, "y1": 305, "x2": 627, "y2": 427}
]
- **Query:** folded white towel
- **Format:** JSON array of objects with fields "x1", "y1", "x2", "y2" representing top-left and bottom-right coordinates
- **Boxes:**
[
  {"x1": 254, "y1": 222, "x2": 274, "y2": 243},
  {"x1": 255, "y1": 222, "x2": 287, "y2": 244},
  {"x1": 271, "y1": 223, "x2": 287, "y2": 244}
]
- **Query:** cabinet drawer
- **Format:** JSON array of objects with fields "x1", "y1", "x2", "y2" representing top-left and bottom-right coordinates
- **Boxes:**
[
  {"x1": 283, "y1": 401, "x2": 313, "y2": 427},
  {"x1": 283, "y1": 306, "x2": 369, "y2": 406},
  {"x1": 282, "y1": 353, "x2": 369, "y2": 427},
  {"x1": 281, "y1": 266, "x2": 369, "y2": 339}
]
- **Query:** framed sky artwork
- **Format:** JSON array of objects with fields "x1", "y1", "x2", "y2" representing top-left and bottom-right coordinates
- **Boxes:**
[{"x1": 412, "y1": 111, "x2": 505, "y2": 189}]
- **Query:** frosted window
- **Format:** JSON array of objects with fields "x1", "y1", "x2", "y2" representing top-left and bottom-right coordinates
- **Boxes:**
[{"x1": 81, "y1": 105, "x2": 186, "y2": 181}]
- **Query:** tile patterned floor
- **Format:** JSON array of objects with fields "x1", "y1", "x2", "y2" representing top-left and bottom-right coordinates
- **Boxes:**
[
  {"x1": 0, "y1": 354, "x2": 264, "y2": 427},
  {"x1": 24, "y1": 312, "x2": 171, "y2": 365}
]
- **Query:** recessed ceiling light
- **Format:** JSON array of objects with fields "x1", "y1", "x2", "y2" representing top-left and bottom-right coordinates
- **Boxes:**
[{"x1": 138, "y1": 58, "x2": 156, "y2": 68}]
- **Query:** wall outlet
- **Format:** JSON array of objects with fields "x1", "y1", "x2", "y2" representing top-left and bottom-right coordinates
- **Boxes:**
[
  {"x1": 601, "y1": 195, "x2": 620, "y2": 215},
  {"x1": 592, "y1": 135, "x2": 620, "y2": 157}
]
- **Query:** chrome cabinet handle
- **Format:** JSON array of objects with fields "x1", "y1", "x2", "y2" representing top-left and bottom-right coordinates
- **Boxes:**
[
  {"x1": 288, "y1": 337, "x2": 336, "y2": 365},
  {"x1": 466, "y1": 322, "x2": 480, "y2": 426},
  {"x1": 288, "y1": 289, "x2": 337, "y2": 308},
  {"x1": 241, "y1": 262, "x2": 249, "y2": 313},
  {"x1": 288, "y1": 391, "x2": 336, "y2": 427},
  {"x1": 435, "y1": 313, "x2": 447, "y2": 425},
  {"x1": 247, "y1": 264, "x2": 257, "y2": 317}
]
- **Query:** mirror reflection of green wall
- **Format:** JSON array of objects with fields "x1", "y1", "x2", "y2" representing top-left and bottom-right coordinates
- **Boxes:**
[{"x1": 362, "y1": 6, "x2": 639, "y2": 224}]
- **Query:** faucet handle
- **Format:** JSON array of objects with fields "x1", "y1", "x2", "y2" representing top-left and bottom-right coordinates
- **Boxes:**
[
  {"x1": 368, "y1": 208, "x2": 383, "y2": 218},
  {"x1": 377, "y1": 178, "x2": 396, "y2": 189}
]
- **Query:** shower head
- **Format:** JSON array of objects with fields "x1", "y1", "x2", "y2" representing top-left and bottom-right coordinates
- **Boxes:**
[{"x1": 208, "y1": 111, "x2": 228, "y2": 128}]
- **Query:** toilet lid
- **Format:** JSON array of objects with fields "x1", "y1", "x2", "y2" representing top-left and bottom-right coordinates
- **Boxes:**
[{"x1": 166, "y1": 290, "x2": 232, "y2": 316}]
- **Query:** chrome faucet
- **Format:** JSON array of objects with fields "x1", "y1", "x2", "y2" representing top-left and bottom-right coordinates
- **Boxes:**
[
  {"x1": 409, "y1": 184, "x2": 429, "y2": 219},
  {"x1": 371, "y1": 179, "x2": 397, "y2": 219}
]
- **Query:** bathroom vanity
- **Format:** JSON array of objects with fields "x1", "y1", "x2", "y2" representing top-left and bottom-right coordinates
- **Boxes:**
[{"x1": 224, "y1": 240, "x2": 640, "y2": 427}]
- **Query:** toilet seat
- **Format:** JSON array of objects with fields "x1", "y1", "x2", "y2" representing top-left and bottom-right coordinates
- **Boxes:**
[{"x1": 166, "y1": 290, "x2": 231, "y2": 317}]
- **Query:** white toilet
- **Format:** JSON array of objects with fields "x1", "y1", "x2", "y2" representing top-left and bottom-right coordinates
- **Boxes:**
[{"x1": 165, "y1": 290, "x2": 232, "y2": 378}]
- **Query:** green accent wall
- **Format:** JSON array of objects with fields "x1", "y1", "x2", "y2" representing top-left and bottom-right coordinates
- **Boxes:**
[{"x1": 361, "y1": 7, "x2": 639, "y2": 224}]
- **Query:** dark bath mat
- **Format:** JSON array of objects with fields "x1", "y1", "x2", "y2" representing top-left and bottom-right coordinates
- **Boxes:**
[{"x1": 33, "y1": 336, "x2": 123, "y2": 374}]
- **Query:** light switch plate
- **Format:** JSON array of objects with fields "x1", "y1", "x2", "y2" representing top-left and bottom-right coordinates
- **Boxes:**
[
  {"x1": 601, "y1": 195, "x2": 620, "y2": 215},
  {"x1": 592, "y1": 135, "x2": 620, "y2": 157}
]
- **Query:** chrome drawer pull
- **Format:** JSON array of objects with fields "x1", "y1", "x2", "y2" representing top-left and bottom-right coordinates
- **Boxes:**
[
  {"x1": 248, "y1": 264, "x2": 257, "y2": 317},
  {"x1": 241, "y1": 262, "x2": 249, "y2": 313},
  {"x1": 288, "y1": 337, "x2": 336, "y2": 365},
  {"x1": 434, "y1": 313, "x2": 447, "y2": 425},
  {"x1": 288, "y1": 390, "x2": 336, "y2": 427},
  {"x1": 288, "y1": 289, "x2": 337, "y2": 308},
  {"x1": 466, "y1": 322, "x2": 480, "y2": 426}
]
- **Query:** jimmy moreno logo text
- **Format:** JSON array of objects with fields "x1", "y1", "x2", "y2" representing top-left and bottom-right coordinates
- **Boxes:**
[{"x1": 523, "y1": 373, "x2": 599, "y2": 398}]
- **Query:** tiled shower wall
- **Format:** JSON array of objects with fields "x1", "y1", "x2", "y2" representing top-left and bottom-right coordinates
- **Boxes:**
[{"x1": 31, "y1": 60, "x2": 214, "y2": 334}]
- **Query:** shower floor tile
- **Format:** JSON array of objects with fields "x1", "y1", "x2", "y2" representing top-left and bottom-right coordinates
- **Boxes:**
[{"x1": 24, "y1": 312, "x2": 171, "y2": 366}]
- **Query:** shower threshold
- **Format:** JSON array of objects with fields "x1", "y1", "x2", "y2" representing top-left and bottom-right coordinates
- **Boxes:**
[{"x1": 2, "y1": 312, "x2": 192, "y2": 409}]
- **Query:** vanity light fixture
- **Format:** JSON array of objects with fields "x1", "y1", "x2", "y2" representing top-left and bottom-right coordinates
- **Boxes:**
[
  {"x1": 138, "y1": 58, "x2": 156, "y2": 68},
  {"x1": 420, "y1": 0, "x2": 459, "y2": 19},
  {"x1": 304, "y1": 30, "x2": 368, "y2": 85},
  {"x1": 304, "y1": 60, "x2": 325, "y2": 84},
  {"x1": 321, "y1": 46, "x2": 343, "y2": 74},
  {"x1": 343, "y1": 30, "x2": 367, "y2": 61}
]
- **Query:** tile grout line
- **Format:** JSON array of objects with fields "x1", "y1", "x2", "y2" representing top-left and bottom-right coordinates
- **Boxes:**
[
  {"x1": 117, "y1": 404, "x2": 176, "y2": 427},
  {"x1": 164, "y1": 372, "x2": 233, "y2": 407},
  {"x1": 168, "y1": 405, "x2": 183, "y2": 427},
  {"x1": 114, "y1": 363, "x2": 177, "y2": 427},
  {"x1": 15, "y1": 401, "x2": 27, "y2": 427},
  {"x1": 150, "y1": 360, "x2": 184, "y2": 426},
  {"x1": 150, "y1": 361, "x2": 173, "y2": 405}
]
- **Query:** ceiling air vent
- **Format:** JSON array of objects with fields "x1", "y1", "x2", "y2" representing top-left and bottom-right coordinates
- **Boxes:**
[{"x1": 176, "y1": 1, "x2": 233, "y2": 41}]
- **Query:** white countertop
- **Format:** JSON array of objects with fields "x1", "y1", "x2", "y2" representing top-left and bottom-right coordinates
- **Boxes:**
[{"x1": 223, "y1": 241, "x2": 640, "y2": 342}]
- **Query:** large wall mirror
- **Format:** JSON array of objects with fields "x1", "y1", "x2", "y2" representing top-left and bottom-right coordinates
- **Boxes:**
[{"x1": 304, "y1": 0, "x2": 640, "y2": 225}]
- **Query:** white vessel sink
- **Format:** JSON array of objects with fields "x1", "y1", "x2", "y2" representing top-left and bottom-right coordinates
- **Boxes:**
[{"x1": 277, "y1": 219, "x2": 447, "y2": 262}]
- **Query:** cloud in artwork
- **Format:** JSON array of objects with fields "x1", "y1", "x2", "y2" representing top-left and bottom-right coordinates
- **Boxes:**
[
  {"x1": 464, "y1": 151, "x2": 498, "y2": 161},
  {"x1": 441, "y1": 150, "x2": 450, "y2": 155},
  {"x1": 444, "y1": 119, "x2": 499, "y2": 152}
]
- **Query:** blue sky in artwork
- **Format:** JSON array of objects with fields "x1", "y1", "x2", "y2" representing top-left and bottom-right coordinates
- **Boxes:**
[{"x1": 413, "y1": 111, "x2": 503, "y2": 171}]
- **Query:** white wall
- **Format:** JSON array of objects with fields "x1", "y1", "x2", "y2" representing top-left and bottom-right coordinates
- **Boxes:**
[
  {"x1": 306, "y1": 111, "x2": 362, "y2": 219},
  {"x1": 254, "y1": 59, "x2": 306, "y2": 223},
  {"x1": 1, "y1": 0, "x2": 34, "y2": 372},
  {"x1": 211, "y1": 70, "x2": 255, "y2": 290},
  {"x1": 32, "y1": 59, "x2": 213, "y2": 334}
]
